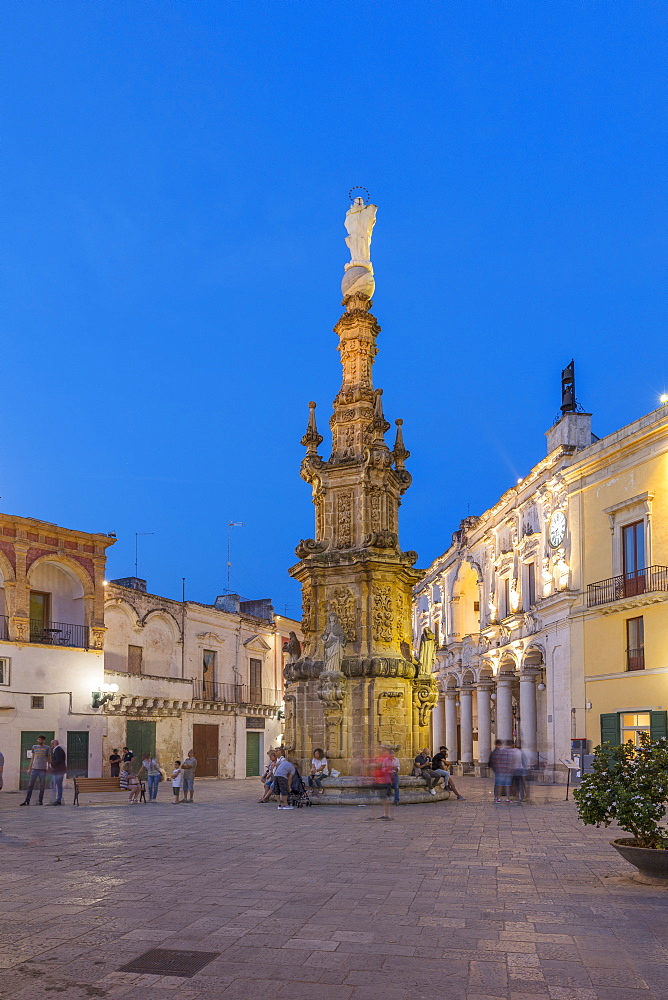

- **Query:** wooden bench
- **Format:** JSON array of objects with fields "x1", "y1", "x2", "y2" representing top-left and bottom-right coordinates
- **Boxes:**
[{"x1": 73, "y1": 776, "x2": 146, "y2": 806}]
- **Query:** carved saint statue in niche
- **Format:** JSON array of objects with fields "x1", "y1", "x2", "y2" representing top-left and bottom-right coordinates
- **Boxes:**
[
  {"x1": 321, "y1": 612, "x2": 347, "y2": 672},
  {"x1": 344, "y1": 198, "x2": 377, "y2": 268}
]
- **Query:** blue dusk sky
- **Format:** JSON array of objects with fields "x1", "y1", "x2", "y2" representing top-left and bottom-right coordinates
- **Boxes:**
[{"x1": 3, "y1": 1, "x2": 666, "y2": 615}]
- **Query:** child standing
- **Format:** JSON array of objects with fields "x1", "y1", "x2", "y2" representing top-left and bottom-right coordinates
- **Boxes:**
[{"x1": 171, "y1": 760, "x2": 182, "y2": 803}]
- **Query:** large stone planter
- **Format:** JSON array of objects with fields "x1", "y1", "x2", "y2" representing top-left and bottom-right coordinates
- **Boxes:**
[
  {"x1": 611, "y1": 839, "x2": 668, "y2": 885},
  {"x1": 312, "y1": 775, "x2": 452, "y2": 806}
]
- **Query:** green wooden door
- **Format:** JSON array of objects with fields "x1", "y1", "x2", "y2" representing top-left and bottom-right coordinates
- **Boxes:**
[
  {"x1": 125, "y1": 721, "x2": 156, "y2": 765},
  {"x1": 20, "y1": 730, "x2": 54, "y2": 790},
  {"x1": 67, "y1": 731, "x2": 89, "y2": 778},
  {"x1": 246, "y1": 732, "x2": 261, "y2": 777}
]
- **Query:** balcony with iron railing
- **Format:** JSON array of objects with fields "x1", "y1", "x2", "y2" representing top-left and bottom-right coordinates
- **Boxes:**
[
  {"x1": 587, "y1": 566, "x2": 668, "y2": 609},
  {"x1": 627, "y1": 647, "x2": 645, "y2": 672},
  {"x1": 29, "y1": 619, "x2": 90, "y2": 649},
  {"x1": 193, "y1": 679, "x2": 282, "y2": 708}
]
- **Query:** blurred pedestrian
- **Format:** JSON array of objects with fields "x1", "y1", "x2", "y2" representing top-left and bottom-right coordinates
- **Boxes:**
[
  {"x1": 49, "y1": 739, "x2": 67, "y2": 805},
  {"x1": 138, "y1": 752, "x2": 162, "y2": 802},
  {"x1": 372, "y1": 746, "x2": 400, "y2": 818},
  {"x1": 490, "y1": 740, "x2": 514, "y2": 803}
]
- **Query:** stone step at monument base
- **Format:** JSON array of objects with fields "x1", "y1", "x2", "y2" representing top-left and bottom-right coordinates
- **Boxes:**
[{"x1": 310, "y1": 775, "x2": 452, "y2": 806}]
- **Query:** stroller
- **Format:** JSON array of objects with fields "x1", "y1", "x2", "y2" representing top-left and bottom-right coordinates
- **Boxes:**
[{"x1": 288, "y1": 767, "x2": 312, "y2": 808}]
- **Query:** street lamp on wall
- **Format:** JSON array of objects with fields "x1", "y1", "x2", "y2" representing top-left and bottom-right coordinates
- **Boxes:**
[{"x1": 92, "y1": 683, "x2": 119, "y2": 709}]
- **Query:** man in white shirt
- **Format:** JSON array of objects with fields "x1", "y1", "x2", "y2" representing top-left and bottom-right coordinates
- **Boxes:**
[{"x1": 273, "y1": 750, "x2": 295, "y2": 810}]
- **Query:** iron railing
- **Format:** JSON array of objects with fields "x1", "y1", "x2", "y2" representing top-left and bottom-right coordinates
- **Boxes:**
[
  {"x1": 29, "y1": 619, "x2": 90, "y2": 649},
  {"x1": 193, "y1": 680, "x2": 282, "y2": 707},
  {"x1": 0, "y1": 615, "x2": 8, "y2": 640},
  {"x1": 626, "y1": 647, "x2": 645, "y2": 672},
  {"x1": 587, "y1": 565, "x2": 668, "y2": 608}
]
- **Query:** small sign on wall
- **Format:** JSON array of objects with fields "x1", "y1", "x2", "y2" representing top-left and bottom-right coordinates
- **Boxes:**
[{"x1": 246, "y1": 717, "x2": 265, "y2": 729}]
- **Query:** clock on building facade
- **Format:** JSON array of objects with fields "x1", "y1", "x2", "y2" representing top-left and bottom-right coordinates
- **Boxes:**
[{"x1": 548, "y1": 510, "x2": 567, "y2": 547}]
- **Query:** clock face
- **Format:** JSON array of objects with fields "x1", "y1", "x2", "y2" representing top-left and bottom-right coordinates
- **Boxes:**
[{"x1": 549, "y1": 510, "x2": 566, "y2": 547}]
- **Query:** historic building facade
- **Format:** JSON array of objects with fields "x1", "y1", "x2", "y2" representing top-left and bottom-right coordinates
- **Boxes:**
[
  {"x1": 102, "y1": 579, "x2": 299, "y2": 779},
  {"x1": 567, "y1": 406, "x2": 668, "y2": 749},
  {"x1": 414, "y1": 370, "x2": 668, "y2": 780},
  {"x1": 0, "y1": 513, "x2": 115, "y2": 791}
]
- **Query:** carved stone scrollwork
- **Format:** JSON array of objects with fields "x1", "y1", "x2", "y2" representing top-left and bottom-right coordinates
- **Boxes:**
[
  {"x1": 295, "y1": 538, "x2": 330, "y2": 559},
  {"x1": 336, "y1": 492, "x2": 353, "y2": 548},
  {"x1": 414, "y1": 679, "x2": 438, "y2": 727},
  {"x1": 404, "y1": 551, "x2": 418, "y2": 566},
  {"x1": 372, "y1": 585, "x2": 393, "y2": 643},
  {"x1": 317, "y1": 670, "x2": 346, "y2": 709},
  {"x1": 329, "y1": 587, "x2": 356, "y2": 642},
  {"x1": 363, "y1": 530, "x2": 397, "y2": 548}
]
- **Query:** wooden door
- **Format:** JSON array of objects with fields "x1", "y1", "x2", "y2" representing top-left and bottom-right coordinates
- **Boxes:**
[
  {"x1": 20, "y1": 730, "x2": 54, "y2": 790},
  {"x1": 67, "y1": 731, "x2": 89, "y2": 778},
  {"x1": 193, "y1": 724, "x2": 219, "y2": 777},
  {"x1": 246, "y1": 732, "x2": 261, "y2": 777},
  {"x1": 125, "y1": 721, "x2": 156, "y2": 763}
]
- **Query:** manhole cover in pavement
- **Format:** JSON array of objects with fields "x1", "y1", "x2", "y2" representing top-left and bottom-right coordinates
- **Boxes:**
[{"x1": 119, "y1": 948, "x2": 220, "y2": 978}]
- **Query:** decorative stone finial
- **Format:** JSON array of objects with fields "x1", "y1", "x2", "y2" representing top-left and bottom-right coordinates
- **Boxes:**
[
  {"x1": 393, "y1": 418, "x2": 410, "y2": 469},
  {"x1": 301, "y1": 401, "x2": 323, "y2": 454}
]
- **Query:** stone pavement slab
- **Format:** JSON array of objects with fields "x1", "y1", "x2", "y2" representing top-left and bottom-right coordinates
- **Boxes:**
[{"x1": 0, "y1": 776, "x2": 666, "y2": 1000}]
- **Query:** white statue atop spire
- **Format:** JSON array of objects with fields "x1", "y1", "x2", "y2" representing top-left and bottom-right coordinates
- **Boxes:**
[
  {"x1": 341, "y1": 194, "x2": 378, "y2": 301},
  {"x1": 344, "y1": 196, "x2": 377, "y2": 271}
]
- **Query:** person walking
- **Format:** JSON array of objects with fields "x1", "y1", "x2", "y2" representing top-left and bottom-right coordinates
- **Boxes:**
[
  {"x1": 21, "y1": 735, "x2": 51, "y2": 805},
  {"x1": 489, "y1": 739, "x2": 514, "y2": 803},
  {"x1": 109, "y1": 749, "x2": 121, "y2": 777},
  {"x1": 138, "y1": 752, "x2": 162, "y2": 802},
  {"x1": 49, "y1": 739, "x2": 67, "y2": 805},
  {"x1": 273, "y1": 749, "x2": 295, "y2": 810},
  {"x1": 181, "y1": 750, "x2": 197, "y2": 802}
]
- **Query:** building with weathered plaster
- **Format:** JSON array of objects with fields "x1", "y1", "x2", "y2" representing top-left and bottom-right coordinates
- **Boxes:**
[
  {"x1": 0, "y1": 513, "x2": 115, "y2": 791},
  {"x1": 103, "y1": 579, "x2": 299, "y2": 778},
  {"x1": 414, "y1": 367, "x2": 668, "y2": 780},
  {"x1": 286, "y1": 197, "x2": 437, "y2": 775}
]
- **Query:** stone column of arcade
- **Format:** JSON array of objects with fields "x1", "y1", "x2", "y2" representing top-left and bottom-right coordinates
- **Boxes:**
[
  {"x1": 431, "y1": 694, "x2": 445, "y2": 751},
  {"x1": 495, "y1": 673, "x2": 514, "y2": 743},
  {"x1": 445, "y1": 691, "x2": 458, "y2": 761},
  {"x1": 476, "y1": 681, "x2": 493, "y2": 767},
  {"x1": 459, "y1": 685, "x2": 474, "y2": 765},
  {"x1": 519, "y1": 668, "x2": 540, "y2": 764}
]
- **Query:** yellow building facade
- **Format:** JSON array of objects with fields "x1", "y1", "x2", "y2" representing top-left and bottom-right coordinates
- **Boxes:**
[{"x1": 568, "y1": 405, "x2": 668, "y2": 748}]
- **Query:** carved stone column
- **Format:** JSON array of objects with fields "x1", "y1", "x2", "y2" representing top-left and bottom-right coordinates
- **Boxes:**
[
  {"x1": 445, "y1": 691, "x2": 458, "y2": 761},
  {"x1": 476, "y1": 682, "x2": 493, "y2": 766},
  {"x1": 519, "y1": 667, "x2": 540, "y2": 764},
  {"x1": 431, "y1": 694, "x2": 445, "y2": 751},
  {"x1": 496, "y1": 673, "x2": 514, "y2": 743},
  {"x1": 459, "y1": 685, "x2": 474, "y2": 764}
]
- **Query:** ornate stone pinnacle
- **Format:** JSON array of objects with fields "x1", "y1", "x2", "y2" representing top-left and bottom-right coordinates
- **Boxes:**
[
  {"x1": 301, "y1": 401, "x2": 323, "y2": 454},
  {"x1": 393, "y1": 418, "x2": 410, "y2": 469}
]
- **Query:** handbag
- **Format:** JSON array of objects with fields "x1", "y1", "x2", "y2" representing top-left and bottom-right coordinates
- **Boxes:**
[{"x1": 330, "y1": 769, "x2": 340, "y2": 778}]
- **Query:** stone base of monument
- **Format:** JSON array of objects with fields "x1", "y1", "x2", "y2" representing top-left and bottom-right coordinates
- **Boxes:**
[{"x1": 311, "y1": 776, "x2": 452, "y2": 806}]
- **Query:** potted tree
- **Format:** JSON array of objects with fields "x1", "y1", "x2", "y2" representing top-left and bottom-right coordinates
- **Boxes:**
[{"x1": 573, "y1": 732, "x2": 668, "y2": 883}]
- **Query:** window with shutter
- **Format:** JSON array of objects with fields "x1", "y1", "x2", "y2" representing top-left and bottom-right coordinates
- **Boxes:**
[
  {"x1": 600, "y1": 712, "x2": 620, "y2": 746},
  {"x1": 650, "y1": 711, "x2": 667, "y2": 741}
]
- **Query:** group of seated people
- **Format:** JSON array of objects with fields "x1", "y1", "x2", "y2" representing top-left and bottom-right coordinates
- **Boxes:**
[
  {"x1": 258, "y1": 747, "x2": 328, "y2": 804},
  {"x1": 413, "y1": 746, "x2": 465, "y2": 799}
]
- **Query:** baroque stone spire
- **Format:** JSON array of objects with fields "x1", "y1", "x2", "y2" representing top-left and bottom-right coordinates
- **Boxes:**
[{"x1": 287, "y1": 196, "x2": 436, "y2": 772}]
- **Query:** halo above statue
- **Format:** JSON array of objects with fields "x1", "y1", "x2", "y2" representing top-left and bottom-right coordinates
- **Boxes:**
[{"x1": 348, "y1": 186, "x2": 371, "y2": 205}]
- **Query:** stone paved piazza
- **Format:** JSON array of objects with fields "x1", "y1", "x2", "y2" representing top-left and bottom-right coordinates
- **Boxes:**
[{"x1": 1, "y1": 777, "x2": 667, "y2": 1000}]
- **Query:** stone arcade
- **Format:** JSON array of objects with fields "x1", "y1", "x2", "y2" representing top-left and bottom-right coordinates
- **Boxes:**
[{"x1": 285, "y1": 196, "x2": 438, "y2": 791}]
